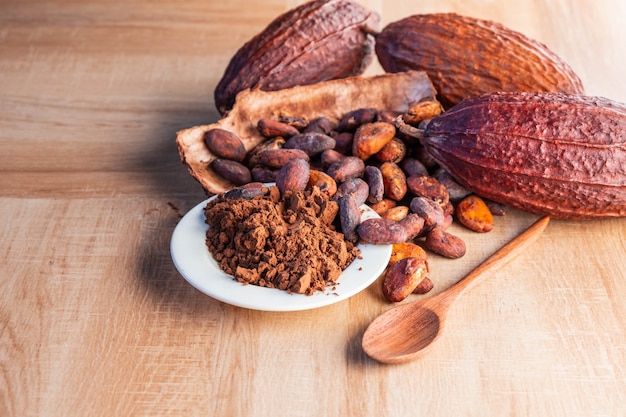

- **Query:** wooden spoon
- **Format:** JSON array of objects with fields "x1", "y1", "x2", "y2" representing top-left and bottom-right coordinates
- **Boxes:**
[{"x1": 362, "y1": 216, "x2": 550, "y2": 364}]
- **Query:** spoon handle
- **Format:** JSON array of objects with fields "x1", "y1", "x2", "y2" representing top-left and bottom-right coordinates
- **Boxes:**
[{"x1": 447, "y1": 216, "x2": 550, "y2": 298}]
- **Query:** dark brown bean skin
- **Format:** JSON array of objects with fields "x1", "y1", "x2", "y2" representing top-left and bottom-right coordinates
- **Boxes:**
[
  {"x1": 409, "y1": 196, "x2": 445, "y2": 232},
  {"x1": 257, "y1": 118, "x2": 300, "y2": 138},
  {"x1": 320, "y1": 149, "x2": 345, "y2": 168},
  {"x1": 364, "y1": 165, "x2": 384, "y2": 204},
  {"x1": 326, "y1": 156, "x2": 365, "y2": 182},
  {"x1": 251, "y1": 166, "x2": 279, "y2": 182},
  {"x1": 398, "y1": 213, "x2": 425, "y2": 240},
  {"x1": 303, "y1": 117, "x2": 334, "y2": 134},
  {"x1": 356, "y1": 218, "x2": 408, "y2": 244},
  {"x1": 204, "y1": 129, "x2": 247, "y2": 162},
  {"x1": 223, "y1": 183, "x2": 269, "y2": 199},
  {"x1": 212, "y1": 159, "x2": 252, "y2": 185},
  {"x1": 333, "y1": 132, "x2": 354, "y2": 155},
  {"x1": 259, "y1": 148, "x2": 310, "y2": 168},
  {"x1": 401, "y1": 157, "x2": 429, "y2": 177},
  {"x1": 284, "y1": 132, "x2": 336, "y2": 156},
  {"x1": 406, "y1": 175, "x2": 450, "y2": 207},
  {"x1": 337, "y1": 195, "x2": 360, "y2": 243},
  {"x1": 276, "y1": 158, "x2": 310, "y2": 196},
  {"x1": 336, "y1": 108, "x2": 378, "y2": 132},
  {"x1": 412, "y1": 276, "x2": 434, "y2": 294},
  {"x1": 335, "y1": 178, "x2": 369, "y2": 206},
  {"x1": 424, "y1": 227, "x2": 467, "y2": 259}
]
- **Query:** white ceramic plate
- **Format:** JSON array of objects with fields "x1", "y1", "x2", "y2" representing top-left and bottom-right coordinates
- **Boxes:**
[{"x1": 170, "y1": 194, "x2": 392, "y2": 311}]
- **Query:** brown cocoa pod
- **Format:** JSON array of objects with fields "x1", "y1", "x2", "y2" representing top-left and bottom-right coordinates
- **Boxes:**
[
  {"x1": 259, "y1": 148, "x2": 310, "y2": 168},
  {"x1": 375, "y1": 137, "x2": 407, "y2": 163},
  {"x1": 335, "y1": 178, "x2": 369, "y2": 206},
  {"x1": 257, "y1": 119, "x2": 300, "y2": 138},
  {"x1": 364, "y1": 165, "x2": 384, "y2": 204},
  {"x1": 336, "y1": 108, "x2": 378, "y2": 132},
  {"x1": 357, "y1": 218, "x2": 408, "y2": 244},
  {"x1": 337, "y1": 195, "x2": 360, "y2": 243},
  {"x1": 204, "y1": 129, "x2": 247, "y2": 162},
  {"x1": 382, "y1": 257, "x2": 428, "y2": 302},
  {"x1": 276, "y1": 158, "x2": 310, "y2": 196},
  {"x1": 398, "y1": 213, "x2": 426, "y2": 240},
  {"x1": 326, "y1": 156, "x2": 365, "y2": 182},
  {"x1": 424, "y1": 227, "x2": 467, "y2": 259},
  {"x1": 352, "y1": 122, "x2": 396, "y2": 160},
  {"x1": 424, "y1": 92, "x2": 626, "y2": 219},
  {"x1": 307, "y1": 169, "x2": 338, "y2": 197},
  {"x1": 214, "y1": 0, "x2": 380, "y2": 114},
  {"x1": 284, "y1": 132, "x2": 336, "y2": 156},
  {"x1": 456, "y1": 195, "x2": 494, "y2": 233},
  {"x1": 376, "y1": 13, "x2": 584, "y2": 107},
  {"x1": 409, "y1": 196, "x2": 445, "y2": 232},
  {"x1": 380, "y1": 161, "x2": 407, "y2": 201},
  {"x1": 212, "y1": 159, "x2": 252, "y2": 185},
  {"x1": 406, "y1": 175, "x2": 450, "y2": 207},
  {"x1": 304, "y1": 117, "x2": 335, "y2": 134},
  {"x1": 412, "y1": 276, "x2": 434, "y2": 294}
]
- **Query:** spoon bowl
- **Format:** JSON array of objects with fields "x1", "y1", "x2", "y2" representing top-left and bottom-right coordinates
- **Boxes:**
[{"x1": 362, "y1": 216, "x2": 550, "y2": 364}]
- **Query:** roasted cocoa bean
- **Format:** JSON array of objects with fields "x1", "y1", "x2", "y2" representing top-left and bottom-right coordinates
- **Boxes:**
[
  {"x1": 246, "y1": 136, "x2": 286, "y2": 167},
  {"x1": 424, "y1": 227, "x2": 467, "y2": 258},
  {"x1": 307, "y1": 169, "x2": 338, "y2": 197},
  {"x1": 380, "y1": 161, "x2": 407, "y2": 201},
  {"x1": 276, "y1": 158, "x2": 310, "y2": 196},
  {"x1": 412, "y1": 276, "x2": 434, "y2": 294},
  {"x1": 352, "y1": 122, "x2": 396, "y2": 160},
  {"x1": 326, "y1": 156, "x2": 365, "y2": 182},
  {"x1": 337, "y1": 195, "x2": 360, "y2": 243},
  {"x1": 403, "y1": 99, "x2": 444, "y2": 124},
  {"x1": 257, "y1": 118, "x2": 300, "y2": 138},
  {"x1": 336, "y1": 108, "x2": 378, "y2": 132},
  {"x1": 357, "y1": 218, "x2": 408, "y2": 244},
  {"x1": 382, "y1": 257, "x2": 428, "y2": 302},
  {"x1": 223, "y1": 182, "x2": 269, "y2": 199},
  {"x1": 389, "y1": 242, "x2": 428, "y2": 264},
  {"x1": 456, "y1": 195, "x2": 494, "y2": 233},
  {"x1": 364, "y1": 165, "x2": 384, "y2": 204},
  {"x1": 259, "y1": 148, "x2": 310, "y2": 168},
  {"x1": 284, "y1": 132, "x2": 336, "y2": 156},
  {"x1": 398, "y1": 213, "x2": 426, "y2": 240},
  {"x1": 320, "y1": 149, "x2": 346, "y2": 168},
  {"x1": 433, "y1": 168, "x2": 471, "y2": 202},
  {"x1": 251, "y1": 166, "x2": 279, "y2": 182},
  {"x1": 375, "y1": 137, "x2": 407, "y2": 163},
  {"x1": 409, "y1": 196, "x2": 445, "y2": 232},
  {"x1": 204, "y1": 128, "x2": 247, "y2": 162},
  {"x1": 333, "y1": 132, "x2": 354, "y2": 155},
  {"x1": 212, "y1": 158, "x2": 252, "y2": 185},
  {"x1": 304, "y1": 116, "x2": 335, "y2": 134},
  {"x1": 335, "y1": 177, "x2": 369, "y2": 206},
  {"x1": 382, "y1": 205, "x2": 409, "y2": 222},
  {"x1": 369, "y1": 198, "x2": 397, "y2": 216},
  {"x1": 401, "y1": 157, "x2": 429, "y2": 177},
  {"x1": 406, "y1": 175, "x2": 450, "y2": 207}
]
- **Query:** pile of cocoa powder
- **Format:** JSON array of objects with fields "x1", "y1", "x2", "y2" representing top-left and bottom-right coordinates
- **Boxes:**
[{"x1": 204, "y1": 185, "x2": 360, "y2": 295}]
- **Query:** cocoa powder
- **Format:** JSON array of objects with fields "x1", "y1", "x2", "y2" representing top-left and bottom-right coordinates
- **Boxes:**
[{"x1": 204, "y1": 186, "x2": 360, "y2": 295}]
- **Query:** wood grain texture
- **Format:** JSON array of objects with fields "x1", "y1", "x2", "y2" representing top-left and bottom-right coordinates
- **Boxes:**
[{"x1": 1, "y1": 1, "x2": 625, "y2": 416}]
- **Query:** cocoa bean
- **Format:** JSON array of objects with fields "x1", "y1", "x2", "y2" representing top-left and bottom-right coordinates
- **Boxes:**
[
  {"x1": 276, "y1": 158, "x2": 310, "y2": 196},
  {"x1": 456, "y1": 195, "x2": 494, "y2": 233},
  {"x1": 375, "y1": 137, "x2": 407, "y2": 163},
  {"x1": 259, "y1": 148, "x2": 310, "y2": 168},
  {"x1": 335, "y1": 177, "x2": 369, "y2": 206},
  {"x1": 307, "y1": 169, "x2": 338, "y2": 197},
  {"x1": 326, "y1": 156, "x2": 365, "y2": 182},
  {"x1": 284, "y1": 132, "x2": 336, "y2": 156},
  {"x1": 382, "y1": 257, "x2": 428, "y2": 302},
  {"x1": 257, "y1": 118, "x2": 300, "y2": 138},
  {"x1": 357, "y1": 218, "x2": 408, "y2": 244},
  {"x1": 212, "y1": 159, "x2": 252, "y2": 185},
  {"x1": 363, "y1": 165, "x2": 384, "y2": 204},
  {"x1": 424, "y1": 227, "x2": 466, "y2": 259},
  {"x1": 336, "y1": 108, "x2": 378, "y2": 132},
  {"x1": 406, "y1": 175, "x2": 450, "y2": 207},
  {"x1": 409, "y1": 196, "x2": 445, "y2": 232},
  {"x1": 352, "y1": 121, "x2": 396, "y2": 160},
  {"x1": 398, "y1": 213, "x2": 425, "y2": 240},
  {"x1": 380, "y1": 161, "x2": 407, "y2": 201},
  {"x1": 204, "y1": 129, "x2": 247, "y2": 162},
  {"x1": 337, "y1": 195, "x2": 360, "y2": 243}
]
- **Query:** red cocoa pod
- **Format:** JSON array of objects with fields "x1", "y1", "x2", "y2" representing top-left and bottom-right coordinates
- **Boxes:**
[
  {"x1": 336, "y1": 108, "x2": 378, "y2": 132},
  {"x1": 398, "y1": 213, "x2": 426, "y2": 240},
  {"x1": 276, "y1": 158, "x2": 310, "y2": 196},
  {"x1": 412, "y1": 276, "x2": 434, "y2": 294},
  {"x1": 257, "y1": 118, "x2": 300, "y2": 138},
  {"x1": 326, "y1": 156, "x2": 365, "y2": 182},
  {"x1": 424, "y1": 227, "x2": 467, "y2": 259},
  {"x1": 376, "y1": 13, "x2": 584, "y2": 107},
  {"x1": 406, "y1": 175, "x2": 450, "y2": 207},
  {"x1": 382, "y1": 257, "x2": 429, "y2": 302},
  {"x1": 335, "y1": 177, "x2": 369, "y2": 206},
  {"x1": 214, "y1": 0, "x2": 380, "y2": 114},
  {"x1": 259, "y1": 148, "x2": 310, "y2": 168},
  {"x1": 212, "y1": 159, "x2": 252, "y2": 185},
  {"x1": 375, "y1": 137, "x2": 407, "y2": 163},
  {"x1": 352, "y1": 121, "x2": 396, "y2": 160},
  {"x1": 409, "y1": 196, "x2": 445, "y2": 232},
  {"x1": 364, "y1": 165, "x2": 384, "y2": 204},
  {"x1": 357, "y1": 218, "x2": 408, "y2": 244},
  {"x1": 307, "y1": 169, "x2": 338, "y2": 197},
  {"x1": 456, "y1": 195, "x2": 494, "y2": 233},
  {"x1": 380, "y1": 161, "x2": 407, "y2": 201},
  {"x1": 204, "y1": 129, "x2": 247, "y2": 162},
  {"x1": 304, "y1": 116, "x2": 335, "y2": 134},
  {"x1": 337, "y1": 195, "x2": 360, "y2": 243},
  {"x1": 251, "y1": 166, "x2": 279, "y2": 182},
  {"x1": 424, "y1": 92, "x2": 626, "y2": 219},
  {"x1": 284, "y1": 132, "x2": 336, "y2": 156}
]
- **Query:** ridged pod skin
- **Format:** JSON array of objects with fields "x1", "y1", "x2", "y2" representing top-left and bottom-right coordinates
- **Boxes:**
[
  {"x1": 375, "y1": 13, "x2": 584, "y2": 107},
  {"x1": 423, "y1": 92, "x2": 626, "y2": 220},
  {"x1": 214, "y1": 0, "x2": 380, "y2": 115}
]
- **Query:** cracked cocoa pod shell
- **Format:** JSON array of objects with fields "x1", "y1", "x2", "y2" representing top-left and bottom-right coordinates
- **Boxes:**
[
  {"x1": 177, "y1": 71, "x2": 437, "y2": 195},
  {"x1": 214, "y1": 0, "x2": 380, "y2": 115},
  {"x1": 423, "y1": 92, "x2": 626, "y2": 219},
  {"x1": 375, "y1": 13, "x2": 584, "y2": 107}
]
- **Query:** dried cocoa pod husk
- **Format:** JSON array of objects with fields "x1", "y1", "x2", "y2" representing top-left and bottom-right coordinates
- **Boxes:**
[
  {"x1": 177, "y1": 71, "x2": 437, "y2": 195},
  {"x1": 376, "y1": 13, "x2": 584, "y2": 107},
  {"x1": 214, "y1": 0, "x2": 380, "y2": 114},
  {"x1": 423, "y1": 92, "x2": 626, "y2": 219}
]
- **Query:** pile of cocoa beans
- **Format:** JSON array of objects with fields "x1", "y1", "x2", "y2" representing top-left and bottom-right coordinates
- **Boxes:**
[{"x1": 204, "y1": 100, "x2": 507, "y2": 302}]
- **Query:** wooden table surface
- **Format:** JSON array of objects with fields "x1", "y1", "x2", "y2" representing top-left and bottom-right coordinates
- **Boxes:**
[{"x1": 2, "y1": 0, "x2": 625, "y2": 415}]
